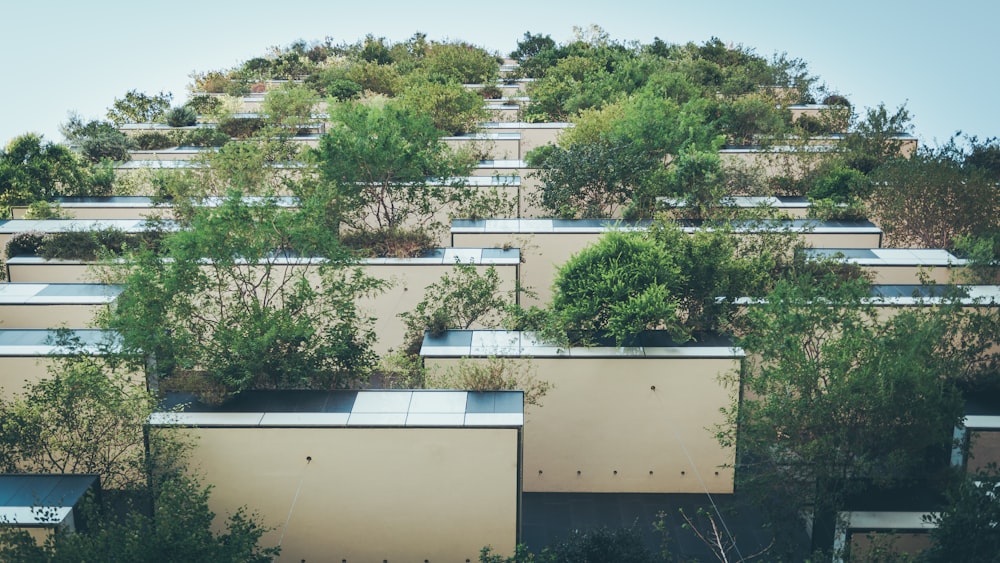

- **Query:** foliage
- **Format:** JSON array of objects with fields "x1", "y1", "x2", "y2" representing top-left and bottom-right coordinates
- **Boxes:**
[
  {"x1": 217, "y1": 116, "x2": 265, "y2": 139},
  {"x1": 842, "y1": 103, "x2": 913, "y2": 174},
  {"x1": 549, "y1": 231, "x2": 684, "y2": 345},
  {"x1": 339, "y1": 227, "x2": 434, "y2": 258},
  {"x1": 177, "y1": 126, "x2": 231, "y2": 147},
  {"x1": 185, "y1": 94, "x2": 223, "y2": 116},
  {"x1": 0, "y1": 349, "x2": 278, "y2": 560},
  {"x1": 716, "y1": 92, "x2": 789, "y2": 146},
  {"x1": 5, "y1": 230, "x2": 46, "y2": 257},
  {"x1": 0, "y1": 349, "x2": 152, "y2": 489},
  {"x1": 480, "y1": 526, "x2": 653, "y2": 563},
  {"x1": 806, "y1": 197, "x2": 868, "y2": 222},
  {"x1": 398, "y1": 262, "x2": 515, "y2": 354},
  {"x1": 807, "y1": 164, "x2": 870, "y2": 203},
  {"x1": 0, "y1": 134, "x2": 90, "y2": 207},
  {"x1": 106, "y1": 90, "x2": 173, "y2": 125},
  {"x1": 723, "y1": 272, "x2": 984, "y2": 553},
  {"x1": 193, "y1": 135, "x2": 299, "y2": 196},
  {"x1": 134, "y1": 131, "x2": 177, "y2": 150},
  {"x1": 36, "y1": 228, "x2": 151, "y2": 261},
  {"x1": 262, "y1": 83, "x2": 317, "y2": 131},
  {"x1": 510, "y1": 31, "x2": 556, "y2": 61},
  {"x1": 427, "y1": 357, "x2": 551, "y2": 408},
  {"x1": 314, "y1": 99, "x2": 473, "y2": 234},
  {"x1": 104, "y1": 193, "x2": 383, "y2": 402},
  {"x1": 869, "y1": 143, "x2": 999, "y2": 248},
  {"x1": 529, "y1": 140, "x2": 660, "y2": 219},
  {"x1": 61, "y1": 116, "x2": 136, "y2": 163},
  {"x1": 920, "y1": 466, "x2": 1000, "y2": 563},
  {"x1": 399, "y1": 78, "x2": 487, "y2": 135},
  {"x1": 423, "y1": 41, "x2": 499, "y2": 84},
  {"x1": 953, "y1": 231, "x2": 1000, "y2": 284},
  {"x1": 165, "y1": 106, "x2": 198, "y2": 127}
]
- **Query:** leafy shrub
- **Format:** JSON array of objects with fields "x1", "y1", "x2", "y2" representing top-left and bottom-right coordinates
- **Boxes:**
[
  {"x1": 807, "y1": 166, "x2": 870, "y2": 203},
  {"x1": 6, "y1": 231, "x2": 45, "y2": 257},
  {"x1": 480, "y1": 85, "x2": 502, "y2": 99},
  {"x1": 340, "y1": 228, "x2": 434, "y2": 258},
  {"x1": 194, "y1": 71, "x2": 232, "y2": 94},
  {"x1": 134, "y1": 132, "x2": 177, "y2": 151},
  {"x1": 326, "y1": 79, "x2": 363, "y2": 101},
  {"x1": 178, "y1": 127, "x2": 230, "y2": 147},
  {"x1": 36, "y1": 228, "x2": 156, "y2": 261},
  {"x1": 807, "y1": 198, "x2": 868, "y2": 222},
  {"x1": 217, "y1": 117, "x2": 264, "y2": 139},
  {"x1": 186, "y1": 95, "x2": 222, "y2": 115},
  {"x1": 165, "y1": 106, "x2": 197, "y2": 127},
  {"x1": 24, "y1": 201, "x2": 67, "y2": 219},
  {"x1": 822, "y1": 94, "x2": 851, "y2": 108}
]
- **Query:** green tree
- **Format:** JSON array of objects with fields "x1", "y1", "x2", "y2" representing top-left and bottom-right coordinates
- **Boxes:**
[
  {"x1": 870, "y1": 145, "x2": 999, "y2": 248},
  {"x1": 920, "y1": 467, "x2": 1000, "y2": 563},
  {"x1": 842, "y1": 103, "x2": 913, "y2": 174},
  {"x1": 314, "y1": 99, "x2": 473, "y2": 234},
  {"x1": 61, "y1": 115, "x2": 136, "y2": 163},
  {"x1": 0, "y1": 134, "x2": 90, "y2": 207},
  {"x1": 548, "y1": 231, "x2": 684, "y2": 345},
  {"x1": 528, "y1": 140, "x2": 660, "y2": 219},
  {"x1": 261, "y1": 83, "x2": 318, "y2": 132},
  {"x1": 0, "y1": 348, "x2": 151, "y2": 489},
  {"x1": 422, "y1": 41, "x2": 499, "y2": 84},
  {"x1": 105, "y1": 193, "x2": 383, "y2": 402},
  {"x1": 0, "y1": 346, "x2": 278, "y2": 561},
  {"x1": 106, "y1": 89, "x2": 173, "y2": 125},
  {"x1": 723, "y1": 273, "x2": 980, "y2": 555},
  {"x1": 399, "y1": 78, "x2": 487, "y2": 136}
]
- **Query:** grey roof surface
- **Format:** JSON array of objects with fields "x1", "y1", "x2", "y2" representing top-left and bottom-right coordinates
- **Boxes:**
[
  {"x1": 0, "y1": 474, "x2": 98, "y2": 525},
  {"x1": 151, "y1": 389, "x2": 524, "y2": 428},
  {"x1": 806, "y1": 247, "x2": 965, "y2": 266},
  {"x1": 452, "y1": 218, "x2": 880, "y2": 234},
  {"x1": 0, "y1": 329, "x2": 119, "y2": 355},
  {"x1": 0, "y1": 283, "x2": 121, "y2": 304},
  {"x1": 421, "y1": 330, "x2": 743, "y2": 359}
]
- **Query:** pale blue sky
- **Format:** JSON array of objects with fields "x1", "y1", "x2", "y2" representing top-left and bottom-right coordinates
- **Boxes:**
[{"x1": 2, "y1": 0, "x2": 996, "y2": 149}]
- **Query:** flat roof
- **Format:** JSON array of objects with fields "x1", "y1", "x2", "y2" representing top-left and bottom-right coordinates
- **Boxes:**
[
  {"x1": 149, "y1": 389, "x2": 524, "y2": 428},
  {"x1": 452, "y1": 218, "x2": 880, "y2": 235},
  {"x1": 441, "y1": 132, "x2": 520, "y2": 141},
  {"x1": 0, "y1": 283, "x2": 122, "y2": 304},
  {"x1": 868, "y1": 285, "x2": 1000, "y2": 305},
  {"x1": 0, "y1": 474, "x2": 98, "y2": 525},
  {"x1": 4, "y1": 248, "x2": 521, "y2": 267},
  {"x1": 477, "y1": 159, "x2": 527, "y2": 168},
  {"x1": 479, "y1": 122, "x2": 574, "y2": 129},
  {"x1": 0, "y1": 219, "x2": 170, "y2": 234},
  {"x1": 658, "y1": 196, "x2": 811, "y2": 208},
  {"x1": 0, "y1": 329, "x2": 119, "y2": 356},
  {"x1": 806, "y1": 248, "x2": 966, "y2": 266},
  {"x1": 420, "y1": 330, "x2": 743, "y2": 359}
]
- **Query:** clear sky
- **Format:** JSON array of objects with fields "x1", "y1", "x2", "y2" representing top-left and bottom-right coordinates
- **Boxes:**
[{"x1": 2, "y1": 0, "x2": 996, "y2": 149}]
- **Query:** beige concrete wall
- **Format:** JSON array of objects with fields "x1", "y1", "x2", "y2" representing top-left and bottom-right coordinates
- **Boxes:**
[
  {"x1": 0, "y1": 356, "x2": 53, "y2": 400},
  {"x1": 849, "y1": 531, "x2": 931, "y2": 560},
  {"x1": 178, "y1": 426, "x2": 519, "y2": 562},
  {"x1": 444, "y1": 136, "x2": 522, "y2": 160},
  {"x1": 6, "y1": 262, "x2": 99, "y2": 284},
  {"x1": 969, "y1": 430, "x2": 1000, "y2": 473},
  {"x1": 719, "y1": 150, "x2": 827, "y2": 180},
  {"x1": 426, "y1": 356, "x2": 737, "y2": 493},
  {"x1": 864, "y1": 265, "x2": 961, "y2": 285},
  {"x1": 0, "y1": 304, "x2": 108, "y2": 329},
  {"x1": 484, "y1": 126, "x2": 566, "y2": 156},
  {"x1": 11, "y1": 206, "x2": 172, "y2": 220},
  {"x1": 360, "y1": 262, "x2": 518, "y2": 355}
]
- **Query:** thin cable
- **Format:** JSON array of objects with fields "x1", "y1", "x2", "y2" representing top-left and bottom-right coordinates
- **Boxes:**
[
  {"x1": 658, "y1": 392, "x2": 746, "y2": 562},
  {"x1": 278, "y1": 461, "x2": 309, "y2": 547}
]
